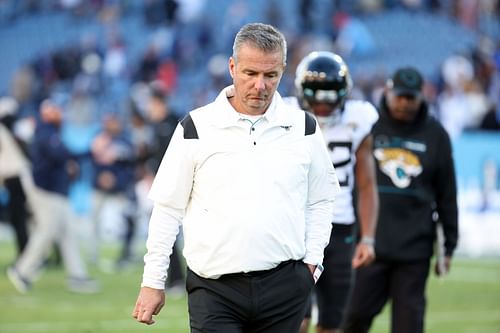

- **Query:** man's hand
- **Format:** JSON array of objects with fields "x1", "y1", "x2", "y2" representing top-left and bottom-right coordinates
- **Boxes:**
[
  {"x1": 435, "y1": 255, "x2": 452, "y2": 277},
  {"x1": 352, "y1": 243, "x2": 375, "y2": 269},
  {"x1": 305, "y1": 263, "x2": 316, "y2": 275},
  {"x1": 132, "y1": 286, "x2": 165, "y2": 325}
]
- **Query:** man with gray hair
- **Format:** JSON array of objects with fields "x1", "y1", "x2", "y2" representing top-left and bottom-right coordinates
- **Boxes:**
[{"x1": 132, "y1": 22, "x2": 340, "y2": 332}]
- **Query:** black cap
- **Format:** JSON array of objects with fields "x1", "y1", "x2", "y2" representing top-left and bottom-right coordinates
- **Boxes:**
[{"x1": 388, "y1": 67, "x2": 423, "y2": 96}]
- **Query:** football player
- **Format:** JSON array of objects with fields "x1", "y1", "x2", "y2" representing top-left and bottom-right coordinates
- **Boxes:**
[{"x1": 290, "y1": 51, "x2": 379, "y2": 333}]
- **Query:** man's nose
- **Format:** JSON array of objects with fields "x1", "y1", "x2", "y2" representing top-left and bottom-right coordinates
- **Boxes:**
[{"x1": 254, "y1": 76, "x2": 266, "y2": 90}]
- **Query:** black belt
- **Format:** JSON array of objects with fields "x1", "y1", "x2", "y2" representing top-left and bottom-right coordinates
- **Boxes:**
[{"x1": 227, "y1": 260, "x2": 296, "y2": 278}]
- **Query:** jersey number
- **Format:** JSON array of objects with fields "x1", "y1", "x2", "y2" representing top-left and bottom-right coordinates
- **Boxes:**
[{"x1": 327, "y1": 141, "x2": 353, "y2": 187}]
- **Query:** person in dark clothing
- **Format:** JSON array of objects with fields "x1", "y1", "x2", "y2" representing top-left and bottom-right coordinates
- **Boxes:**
[
  {"x1": 146, "y1": 82, "x2": 179, "y2": 171},
  {"x1": 343, "y1": 67, "x2": 459, "y2": 333}
]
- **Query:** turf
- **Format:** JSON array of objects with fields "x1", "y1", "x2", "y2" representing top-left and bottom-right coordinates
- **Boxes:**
[{"x1": 0, "y1": 240, "x2": 499, "y2": 333}]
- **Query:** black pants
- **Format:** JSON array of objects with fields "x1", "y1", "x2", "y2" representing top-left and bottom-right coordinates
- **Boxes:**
[
  {"x1": 343, "y1": 259, "x2": 431, "y2": 333},
  {"x1": 4, "y1": 176, "x2": 29, "y2": 255},
  {"x1": 187, "y1": 260, "x2": 314, "y2": 333},
  {"x1": 308, "y1": 224, "x2": 356, "y2": 329}
]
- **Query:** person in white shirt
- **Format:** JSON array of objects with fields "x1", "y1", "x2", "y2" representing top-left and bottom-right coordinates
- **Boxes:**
[
  {"x1": 132, "y1": 22, "x2": 340, "y2": 332},
  {"x1": 289, "y1": 51, "x2": 379, "y2": 333}
]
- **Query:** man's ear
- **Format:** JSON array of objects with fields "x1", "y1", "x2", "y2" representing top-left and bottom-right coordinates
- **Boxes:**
[{"x1": 229, "y1": 57, "x2": 235, "y2": 79}]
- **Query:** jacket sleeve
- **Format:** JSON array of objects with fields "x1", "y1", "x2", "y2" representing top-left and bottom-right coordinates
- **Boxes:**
[
  {"x1": 303, "y1": 120, "x2": 339, "y2": 265},
  {"x1": 434, "y1": 128, "x2": 459, "y2": 256},
  {"x1": 142, "y1": 123, "x2": 197, "y2": 288}
]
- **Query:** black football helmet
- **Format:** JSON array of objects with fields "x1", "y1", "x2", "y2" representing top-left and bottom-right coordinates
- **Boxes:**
[{"x1": 295, "y1": 51, "x2": 353, "y2": 110}]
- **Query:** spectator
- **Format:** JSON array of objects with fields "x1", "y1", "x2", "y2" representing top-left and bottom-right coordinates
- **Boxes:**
[{"x1": 89, "y1": 113, "x2": 136, "y2": 268}]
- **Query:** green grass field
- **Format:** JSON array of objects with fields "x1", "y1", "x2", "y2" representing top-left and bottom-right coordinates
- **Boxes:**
[{"x1": 0, "y1": 240, "x2": 499, "y2": 333}]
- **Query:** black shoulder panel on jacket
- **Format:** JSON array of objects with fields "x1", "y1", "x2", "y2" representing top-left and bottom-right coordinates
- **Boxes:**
[
  {"x1": 304, "y1": 111, "x2": 316, "y2": 136},
  {"x1": 180, "y1": 113, "x2": 199, "y2": 139}
]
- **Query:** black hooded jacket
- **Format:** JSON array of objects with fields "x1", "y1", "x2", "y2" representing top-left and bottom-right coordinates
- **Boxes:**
[{"x1": 371, "y1": 96, "x2": 458, "y2": 261}]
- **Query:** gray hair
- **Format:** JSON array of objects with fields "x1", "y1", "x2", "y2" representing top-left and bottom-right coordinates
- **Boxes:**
[{"x1": 232, "y1": 23, "x2": 287, "y2": 65}]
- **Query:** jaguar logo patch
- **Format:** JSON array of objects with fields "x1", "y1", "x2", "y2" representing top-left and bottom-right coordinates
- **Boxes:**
[{"x1": 374, "y1": 148, "x2": 422, "y2": 188}]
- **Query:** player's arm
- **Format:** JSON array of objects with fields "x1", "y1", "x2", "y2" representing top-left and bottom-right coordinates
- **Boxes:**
[
  {"x1": 433, "y1": 129, "x2": 458, "y2": 276},
  {"x1": 352, "y1": 134, "x2": 379, "y2": 268}
]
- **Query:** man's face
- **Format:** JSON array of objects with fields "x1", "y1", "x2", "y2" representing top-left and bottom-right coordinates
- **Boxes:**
[
  {"x1": 309, "y1": 101, "x2": 338, "y2": 118},
  {"x1": 386, "y1": 90, "x2": 423, "y2": 123},
  {"x1": 148, "y1": 96, "x2": 167, "y2": 122},
  {"x1": 41, "y1": 103, "x2": 63, "y2": 125},
  {"x1": 104, "y1": 116, "x2": 122, "y2": 135},
  {"x1": 229, "y1": 44, "x2": 284, "y2": 115}
]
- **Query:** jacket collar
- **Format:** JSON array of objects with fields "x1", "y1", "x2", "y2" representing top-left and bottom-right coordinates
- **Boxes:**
[{"x1": 211, "y1": 85, "x2": 293, "y2": 128}]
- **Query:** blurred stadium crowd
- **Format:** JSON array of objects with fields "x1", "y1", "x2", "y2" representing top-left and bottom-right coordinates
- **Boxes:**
[
  {"x1": 1, "y1": 0, "x2": 500, "y2": 130},
  {"x1": 1, "y1": 0, "x2": 500, "y2": 275}
]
